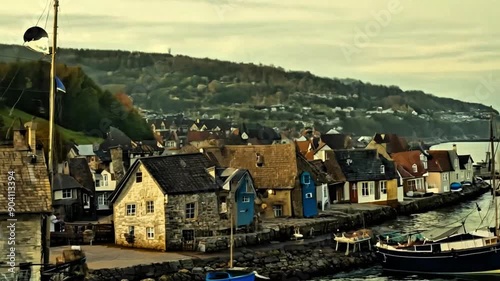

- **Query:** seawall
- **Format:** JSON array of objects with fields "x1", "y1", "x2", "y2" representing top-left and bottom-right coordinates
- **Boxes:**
[{"x1": 85, "y1": 184, "x2": 489, "y2": 281}]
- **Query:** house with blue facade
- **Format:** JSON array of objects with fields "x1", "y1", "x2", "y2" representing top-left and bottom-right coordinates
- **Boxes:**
[
  {"x1": 108, "y1": 153, "x2": 258, "y2": 251},
  {"x1": 299, "y1": 171, "x2": 317, "y2": 217}
]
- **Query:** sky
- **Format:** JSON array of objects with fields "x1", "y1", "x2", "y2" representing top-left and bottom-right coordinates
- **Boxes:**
[{"x1": 2, "y1": 0, "x2": 500, "y2": 111}]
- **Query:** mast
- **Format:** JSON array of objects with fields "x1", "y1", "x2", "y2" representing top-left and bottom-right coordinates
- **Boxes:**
[
  {"x1": 48, "y1": 0, "x2": 59, "y2": 177},
  {"x1": 491, "y1": 112, "x2": 498, "y2": 236},
  {"x1": 229, "y1": 196, "x2": 234, "y2": 268}
]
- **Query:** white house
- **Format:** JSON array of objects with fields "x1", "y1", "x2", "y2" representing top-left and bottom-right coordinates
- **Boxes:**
[{"x1": 92, "y1": 169, "x2": 117, "y2": 213}]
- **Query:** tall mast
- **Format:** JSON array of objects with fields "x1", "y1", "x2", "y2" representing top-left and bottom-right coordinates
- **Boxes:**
[
  {"x1": 491, "y1": 112, "x2": 498, "y2": 236},
  {"x1": 229, "y1": 197, "x2": 234, "y2": 268},
  {"x1": 48, "y1": 0, "x2": 59, "y2": 177}
]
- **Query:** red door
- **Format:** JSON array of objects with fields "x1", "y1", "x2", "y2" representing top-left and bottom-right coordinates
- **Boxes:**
[{"x1": 349, "y1": 183, "x2": 358, "y2": 203}]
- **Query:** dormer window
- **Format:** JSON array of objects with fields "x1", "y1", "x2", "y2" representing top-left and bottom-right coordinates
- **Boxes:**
[
  {"x1": 380, "y1": 165, "x2": 385, "y2": 174},
  {"x1": 412, "y1": 164, "x2": 418, "y2": 173},
  {"x1": 256, "y1": 153, "x2": 264, "y2": 167}
]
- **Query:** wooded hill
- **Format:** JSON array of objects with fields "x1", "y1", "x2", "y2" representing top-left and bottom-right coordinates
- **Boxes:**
[{"x1": 0, "y1": 43, "x2": 496, "y2": 139}]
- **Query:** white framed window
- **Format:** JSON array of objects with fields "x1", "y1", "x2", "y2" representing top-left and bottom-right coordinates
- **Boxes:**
[
  {"x1": 361, "y1": 182, "x2": 369, "y2": 196},
  {"x1": 98, "y1": 193, "x2": 109, "y2": 206},
  {"x1": 242, "y1": 196, "x2": 250, "y2": 203},
  {"x1": 83, "y1": 194, "x2": 90, "y2": 208},
  {"x1": 103, "y1": 174, "x2": 108, "y2": 186},
  {"x1": 146, "y1": 227, "x2": 155, "y2": 239},
  {"x1": 380, "y1": 181, "x2": 387, "y2": 194},
  {"x1": 412, "y1": 164, "x2": 418, "y2": 173},
  {"x1": 185, "y1": 203, "x2": 196, "y2": 219},
  {"x1": 303, "y1": 174, "x2": 311, "y2": 184},
  {"x1": 443, "y1": 173, "x2": 448, "y2": 181},
  {"x1": 273, "y1": 205, "x2": 283, "y2": 217},
  {"x1": 62, "y1": 189, "x2": 72, "y2": 199},
  {"x1": 146, "y1": 201, "x2": 154, "y2": 213},
  {"x1": 380, "y1": 165, "x2": 385, "y2": 174},
  {"x1": 126, "y1": 204, "x2": 136, "y2": 216},
  {"x1": 305, "y1": 192, "x2": 313, "y2": 198}
]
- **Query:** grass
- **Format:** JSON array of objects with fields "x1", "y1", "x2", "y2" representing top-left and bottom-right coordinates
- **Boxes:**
[{"x1": 0, "y1": 107, "x2": 103, "y2": 145}]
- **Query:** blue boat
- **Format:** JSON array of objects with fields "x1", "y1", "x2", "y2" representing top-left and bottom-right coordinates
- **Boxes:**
[
  {"x1": 450, "y1": 182, "x2": 462, "y2": 192},
  {"x1": 206, "y1": 270, "x2": 255, "y2": 281}
]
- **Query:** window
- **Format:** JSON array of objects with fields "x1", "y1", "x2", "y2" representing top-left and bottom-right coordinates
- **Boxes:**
[
  {"x1": 456, "y1": 173, "x2": 459, "y2": 180},
  {"x1": 361, "y1": 182, "x2": 369, "y2": 196},
  {"x1": 185, "y1": 203, "x2": 196, "y2": 219},
  {"x1": 136, "y1": 172, "x2": 143, "y2": 183},
  {"x1": 146, "y1": 227, "x2": 155, "y2": 239},
  {"x1": 146, "y1": 201, "x2": 154, "y2": 213},
  {"x1": 423, "y1": 161, "x2": 428, "y2": 169},
  {"x1": 273, "y1": 205, "x2": 283, "y2": 217},
  {"x1": 98, "y1": 193, "x2": 109, "y2": 206},
  {"x1": 242, "y1": 196, "x2": 250, "y2": 203},
  {"x1": 305, "y1": 192, "x2": 313, "y2": 199},
  {"x1": 380, "y1": 165, "x2": 385, "y2": 174},
  {"x1": 443, "y1": 173, "x2": 448, "y2": 181},
  {"x1": 126, "y1": 204, "x2": 136, "y2": 216},
  {"x1": 303, "y1": 174, "x2": 311, "y2": 184},
  {"x1": 103, "y1": 174, "x2": 108, "y2": 186},
  {"x1": 412, "y1": 164, "x2": 418, "y2": 173},
  {"x1": 62, "y1": 189, "x2": 72, "y2": 199},
  {"x1": 83, "y1": 194, "x2": 90, "y2": 208},
  {"x1": 256, "y1": 153, "x2": 264, "y2": 167},
  {"x1": 95, "y1": 179, "x2": 101, "y2": 187},
  {"x1": 380, "y1": 181, "x2": 387, "y2": 194},
  {"x1": 128, "y1": 226, "x2": 135, "y2": 236}
]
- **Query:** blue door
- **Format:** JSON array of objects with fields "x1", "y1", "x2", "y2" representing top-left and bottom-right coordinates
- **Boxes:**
[
  {"x1": 301, "y1": 172, "x2": 318, "y2": 218},
  {"x1": 235, "y1": 176, "x2": 255, "y2": 227}
]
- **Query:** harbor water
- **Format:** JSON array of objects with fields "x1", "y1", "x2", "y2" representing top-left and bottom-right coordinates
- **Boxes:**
[{"x1": 316, "y1": 142, "x2": 498, "y2": 281}]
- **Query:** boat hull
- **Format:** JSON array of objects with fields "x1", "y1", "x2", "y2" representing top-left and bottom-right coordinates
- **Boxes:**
[
  {"x1": 206, "y1": 271, "x2": 255, "y2": 281},
  {"x1": 377, "y1": 243, "x2": 500, "y2": 275}
]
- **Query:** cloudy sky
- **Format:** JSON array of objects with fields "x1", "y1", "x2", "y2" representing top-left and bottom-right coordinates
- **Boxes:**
[{"x1": 3, "y1": 0, "x2": 500, "y2": 111}]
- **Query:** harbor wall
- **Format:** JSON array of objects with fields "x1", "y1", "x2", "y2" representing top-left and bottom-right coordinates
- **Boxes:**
[{"x1": 85, "y1": 184, "x2": 488, "y2": 281}]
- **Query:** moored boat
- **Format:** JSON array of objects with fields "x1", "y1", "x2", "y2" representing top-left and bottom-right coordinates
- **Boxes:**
[
  {"x1": 206, "y1": 270, "x2": 255, "y2": 281},
  {"x1": 450, "y1": 182, "x2": 462, "y2": 192}
]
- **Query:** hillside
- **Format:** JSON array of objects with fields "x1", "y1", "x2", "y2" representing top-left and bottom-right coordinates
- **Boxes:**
[
  {"x1": 0, "y1": 44, "x2": 496, "y2": 139},
  {"x1": 0, "y1": 53, "x2": 153, "y2": 142}
]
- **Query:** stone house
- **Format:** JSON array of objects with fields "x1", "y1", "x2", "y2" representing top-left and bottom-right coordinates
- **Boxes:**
[
  {"x1": 334, "y1": 149, "x2": 398, "y2": 205},
  {"x1": 0, "y1": 121, "x2": 52, "y2": 281},
  {"x1": 391, "y1": 150, "x2": 429, "y2": 196},
  {"x1": 108, "y1": 153, "x2": 257, "y2": 251}
]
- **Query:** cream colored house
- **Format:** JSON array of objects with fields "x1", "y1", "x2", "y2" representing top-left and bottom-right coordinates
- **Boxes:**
[{"x1": 427, "y1": 150, "x2": 454, "y2": 193}]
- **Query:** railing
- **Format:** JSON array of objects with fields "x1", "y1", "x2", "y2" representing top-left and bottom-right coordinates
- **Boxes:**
[{"x1": 50, "y1": 223, "x2": 114, "y2": 246}]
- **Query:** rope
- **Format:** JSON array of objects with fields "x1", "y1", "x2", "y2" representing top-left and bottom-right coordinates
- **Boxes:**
[
  {"x1": 0, "y1": 66, "x2": 21, "y2": 99},
  {"x1": 36, "y1": 0, "x2": 50, "y2": 26}
]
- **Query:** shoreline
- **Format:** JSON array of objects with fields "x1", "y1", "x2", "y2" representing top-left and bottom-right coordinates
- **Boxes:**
[{"x1": 85, "y1": 184, "x2": 488, "y2": 281}]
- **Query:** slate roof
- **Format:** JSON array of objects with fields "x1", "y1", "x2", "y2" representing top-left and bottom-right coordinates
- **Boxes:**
[
  {"x1": 69, "y1": 158, "x2": 95, "y2": 192},
  {"x1": 391, "y1": 151, "x2": 428, "y2": 177},
  {"x1": 0, "y1": 146, "x2": 51, "y2": 214},
  {"x1": 203, "y1": 144, "x2": 298, "y2": 189},
  {"x1": 458, "y1": 155, "x2": 474, "y2": 169},
  {"x1": 192, "y1": 119, "x2": 230, "y2": 131},
  {"x1": 187, "y1": 131, "x2": 225, "y2": 142},
  {"x1": 320, "y1": 134, "x2": 352, "y2": 150},
  {"x1": 110, "y1": 153, "x2": 218, "y2": 202},
  {"x1": 334, "y1": 149, "x2": 397, "y2": 182},
  {"x1": 98, "y1": 126, "x2": 132, "y2": 153},
  {"x1": 229, "y1": 124, "x2": 281, "y2": 145},
  {"x1": 52, "y1": 173, "x2": 86, "y2": 191},
  {"x1": 427, "y1": 150, "x2": 453, "y2": 172},
  {"x1": 129, "y1": 140, "x2": 164, "y2": 154}
]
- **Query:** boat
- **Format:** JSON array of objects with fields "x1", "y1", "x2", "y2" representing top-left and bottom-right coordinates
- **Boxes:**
[
  {"x1": 376, "y1": 112, "x2": 500, "y2": 276},
  {"x1": 206, "y1": 270, "x2": 255, "y2": 281},
  {"x1": 450, "y1": 182, "x2": 463, "y2": 192}
]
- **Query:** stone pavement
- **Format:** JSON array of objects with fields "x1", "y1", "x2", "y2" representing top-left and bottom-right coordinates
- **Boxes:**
[{"x1": 50, "y1": 233, "x2": 334, "y2": 270}]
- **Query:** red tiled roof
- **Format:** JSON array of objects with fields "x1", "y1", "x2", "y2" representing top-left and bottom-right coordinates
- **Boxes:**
[
  {"x1": 391, "y1": 150, "x2": 427, "y2": 177},
  {"x1": 427, "y1": 150, "x2": 453, "y2": 172}
]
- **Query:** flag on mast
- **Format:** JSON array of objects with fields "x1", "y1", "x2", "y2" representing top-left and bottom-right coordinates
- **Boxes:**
[{"x1": 55, "y1": 77, "x2": 66, "y2": 93}]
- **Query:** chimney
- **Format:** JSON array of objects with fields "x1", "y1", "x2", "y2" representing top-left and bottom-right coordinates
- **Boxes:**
[
  {"x1": 12, "y1": 119, "x2": 29, "y2": 151},
  {"x1": 110, "y1": 146, "x2": 125, "y2": 182},
  {"x1": 63, "y1": 161, "x2": 70, "y2": 175},
  {"x1": 452, "y1": 144, "x2": 457, "y2": 153},
  {"x1": 24, "y1": 121, "x2": 37, "y2": 154}
]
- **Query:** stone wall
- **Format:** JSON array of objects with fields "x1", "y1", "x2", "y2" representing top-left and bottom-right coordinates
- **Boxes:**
[
  {"x1": 0, "y1": 214, "x2": 43, "y2": 281},
  {"x1": 396, "y1": 184, "x2": 486, "y2": 215},
  {"x1": 113, "y1": 164, "x2": 167, "y2": 251},
  {"x1": 261, "y1": 190, "x2": 292, "y2": 219},
  {"x1": 165, "y1": 192, "x2": 221, "y2": 251},
  {"x1": 87, "y1": 240, "x2": 378, "y2": 281}
]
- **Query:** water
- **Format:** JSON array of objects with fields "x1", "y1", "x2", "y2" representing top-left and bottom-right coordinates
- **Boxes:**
[
  {"x1": 316, "y1": 193, "x2": 497, "y2": 281},
  {"x1": 317, "y1": 141, "x2": 499, "y2": 281}
]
